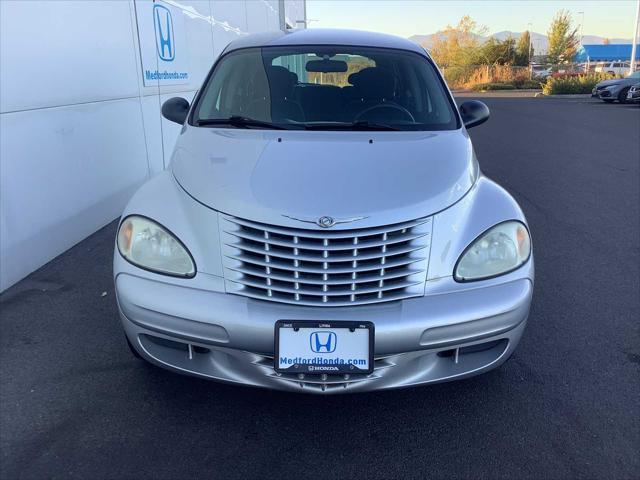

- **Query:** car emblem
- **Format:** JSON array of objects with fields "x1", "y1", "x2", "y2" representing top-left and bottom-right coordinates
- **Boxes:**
[
  {"x1": 282, "y1": 214, "x2": 369, "y2": 228},
  {"x1": 317, "y1": 216, "x2": 335, "y2": 228},
  {"x1": 310, "y1": 331, "x2": 337, "y2": 353}
]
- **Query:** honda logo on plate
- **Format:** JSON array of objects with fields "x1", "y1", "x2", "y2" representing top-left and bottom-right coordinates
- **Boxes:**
[
  {"x1": 153, "y1": 4, "x2": 175, "y2": 62},
  {"x1": 310, "y1": 331, "x2": 337, "y2": 353}
]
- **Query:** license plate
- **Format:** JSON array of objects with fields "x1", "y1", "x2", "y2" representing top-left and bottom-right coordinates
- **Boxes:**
[{"x1": 274, "y1": 320, "x2": 374, "y2": 374}]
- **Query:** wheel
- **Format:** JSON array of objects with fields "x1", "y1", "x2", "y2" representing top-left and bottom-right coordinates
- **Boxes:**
[
  {"x1": 125, "y1": 335, "x2": 142, "y2": 359},
  {"x1": 618, "y1": 88, "x2": 630, "y2": 103}
]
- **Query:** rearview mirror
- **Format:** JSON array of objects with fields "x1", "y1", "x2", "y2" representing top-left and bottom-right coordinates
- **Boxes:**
[
  {"x1": 306, "y1": 59, "x2": 348, "y2": 73},
  {"x1": 459, "y1": 100, "x2": 490, "y2": 129},
  {"x1": 162, "y1": 97, "x2": 190, "y2": 125}
]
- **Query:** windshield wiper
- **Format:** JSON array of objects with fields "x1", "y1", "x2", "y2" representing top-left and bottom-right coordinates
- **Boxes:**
[
  {"x1": 302, "y1": 121, "x2": 401, "y2": 131},
  {"x1": 197, "y1": 116, "x2": 287, "y2": 130}
]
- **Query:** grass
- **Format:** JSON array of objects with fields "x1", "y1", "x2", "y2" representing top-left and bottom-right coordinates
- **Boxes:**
[{"x1": 442, "y1": 65, "x2": 532, "y2": 90}]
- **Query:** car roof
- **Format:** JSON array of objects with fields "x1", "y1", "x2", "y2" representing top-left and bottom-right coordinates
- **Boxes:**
[{"x1": 223, "y1": 28, "x2": 429, "y2": 57}]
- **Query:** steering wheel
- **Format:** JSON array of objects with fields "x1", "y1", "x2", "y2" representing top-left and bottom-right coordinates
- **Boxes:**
[{"x1": 354, "y1": 103, "x2": 415, "y2": 123}]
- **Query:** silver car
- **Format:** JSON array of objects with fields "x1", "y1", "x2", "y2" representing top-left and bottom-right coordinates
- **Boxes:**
[
  {"x1": 592, "y1": 70, "x2": 640, "y2": 103},
  {"x1": 114, "y1": 29, "x2": 534, "y2": 393}
]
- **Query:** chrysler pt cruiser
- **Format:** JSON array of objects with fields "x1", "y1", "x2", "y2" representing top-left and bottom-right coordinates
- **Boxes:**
[{"x1": 114, "y1": 29, "x2": 534, "y2": 393}]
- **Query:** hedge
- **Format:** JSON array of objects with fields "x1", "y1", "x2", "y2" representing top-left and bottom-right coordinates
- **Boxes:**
[
  {"x1": 543, "y1": 73, "x2": 614, "y2": 95},
  {"x1": 471, "y1": 80, "x2": 543, "y2": 91}
]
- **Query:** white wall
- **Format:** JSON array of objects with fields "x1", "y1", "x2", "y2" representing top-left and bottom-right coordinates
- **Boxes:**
[{"x1": 0, "y1": 0, "x2": 305, "y2": 291}]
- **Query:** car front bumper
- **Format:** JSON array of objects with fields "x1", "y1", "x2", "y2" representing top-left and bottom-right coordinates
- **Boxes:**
[
  {"x1": 627, "y1": 89, "x2": 640, "y2": 102},
  {"x1": 597, "y1": 84, "x2": 626, "y2": 99},
  {"x1": 116, "y1": 267, "x2": 533, "y2": 394}
]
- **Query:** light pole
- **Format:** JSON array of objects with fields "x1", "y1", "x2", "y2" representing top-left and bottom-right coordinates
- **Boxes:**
[
  {"x1": 631, "y1": 0, "x2": 640, "y2": 73},
  {"x1": 527, "y1": 23, "x2": 533, "y2": 79},
  {"x1": 527, "y1": 22, "x2": 533, "y2": 64},
  {"x1": 578, "y1": 11, "x2": 585, "y2": 46}
]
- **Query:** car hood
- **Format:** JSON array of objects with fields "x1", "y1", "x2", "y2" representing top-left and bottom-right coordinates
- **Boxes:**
[
  {"x1": 171, "y1": 127, "x2": 478, "y2": 229},
  {"x1": 596, "y1": 79, "x2": 622, "y2": 88},
  {"x1": 597, "y1": 77, "x2": 636, "y2": 88}
]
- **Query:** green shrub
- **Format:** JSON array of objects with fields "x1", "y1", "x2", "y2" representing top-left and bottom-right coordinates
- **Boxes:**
[
  {"x1": 470, "y1": 80, "x2": 544, "y2": 91},
  {"x1": 543, "y1": 73, "x2": 613, "y2": 95},
  {"x1": 513, "y1": 79, "x2": 544, "y2": 89},
  {"x1": 471, "y1": 82, "x2": 517, "y2": 91}
]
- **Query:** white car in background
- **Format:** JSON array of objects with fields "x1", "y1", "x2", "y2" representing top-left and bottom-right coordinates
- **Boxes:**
[
  {"x1": 530, "y1": 64, "x2": 551, "y2": 79},
  {"x1": 594, "y1": 61, "x2": 631, "y2": 76}
]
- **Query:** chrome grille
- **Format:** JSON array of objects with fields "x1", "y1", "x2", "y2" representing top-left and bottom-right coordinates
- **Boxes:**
[{"x1": 220, "y1": 215, "x2": 432, "y2": 306}]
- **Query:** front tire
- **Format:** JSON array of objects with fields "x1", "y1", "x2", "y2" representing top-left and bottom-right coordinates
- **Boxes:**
[{"x1": 618, "y1": 88, "x2": 630, "y2": 103}]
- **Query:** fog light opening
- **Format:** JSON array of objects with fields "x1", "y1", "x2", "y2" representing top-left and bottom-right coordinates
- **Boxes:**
[
  {"x1": 142, "y1": 334, "x2": 210, "y2": 359},
  {"x1": 437, "y1": 339, "x2": 508, "y2": 363}
]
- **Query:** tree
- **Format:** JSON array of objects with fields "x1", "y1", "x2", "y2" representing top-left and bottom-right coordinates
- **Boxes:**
[
  {"x1": 547, "y1": 10, "x2": 579, "y2": 64},
  {"x1": 515, "y1": 31, "x2": 534, "y2": 66},
  {"x1": 429, "y1": 15, "x2": 488, "y2": 67},
  {"x1": 479, "y1": 37, "x2": 517, "y2": 65}
]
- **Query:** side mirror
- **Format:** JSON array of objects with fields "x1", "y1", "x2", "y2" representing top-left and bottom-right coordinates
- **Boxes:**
[
  {"x1": 161, "y1": 97, "x2": 190, "y2": 125},
  {"x1": 459, "y1": 100, "x2": 490, "y2": 129}
]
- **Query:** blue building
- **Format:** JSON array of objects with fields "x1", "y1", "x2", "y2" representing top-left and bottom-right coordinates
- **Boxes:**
[{"x1": 574, "y1": 44, "x2": 639, "y2": 62}]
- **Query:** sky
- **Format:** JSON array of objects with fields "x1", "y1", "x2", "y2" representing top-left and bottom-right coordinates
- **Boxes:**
[{"x1": 305, "y1": 0, "x2": 639, "y2": 39}]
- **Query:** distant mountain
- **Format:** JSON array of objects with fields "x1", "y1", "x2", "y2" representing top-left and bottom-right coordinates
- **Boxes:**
[
  {"x1": 581, "y1": 35, "x2": 633, "y2": 45},
  {"x1": 490, "y1": 31, "x2": 549, "y2": 53},
  {"x1": 409, "y1": 31, "x2": 633, "y2": 55}
]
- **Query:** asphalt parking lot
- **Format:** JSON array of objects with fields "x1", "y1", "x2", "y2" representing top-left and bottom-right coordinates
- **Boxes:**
[{"x1": 1, "y1": 97, "x2": 638, "y2": 479}]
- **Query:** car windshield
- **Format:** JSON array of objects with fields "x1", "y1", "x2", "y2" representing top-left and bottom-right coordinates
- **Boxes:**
[
  {"x1": 627, "y1": 70, "x2": 640, "y2": 79},
  {"x1": 192, "y1": 46, "x2": 458, "y2": 130}
]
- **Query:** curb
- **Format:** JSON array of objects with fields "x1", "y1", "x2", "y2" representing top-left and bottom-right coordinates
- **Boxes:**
[
  {"x1": 538, "y1": 94, "x2": 593, "y2": 98},
  {"x1": 451, "y1": 89, "x2": 541, "y2": 94},
  {"x1": 452, "y1": 90, "x2": 542, "y2": 97}
]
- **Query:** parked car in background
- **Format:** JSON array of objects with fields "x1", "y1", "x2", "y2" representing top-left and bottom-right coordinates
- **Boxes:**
[
  {"x1": 114, "y1": 29, "x2": 534, "y2": 394},
  {"x1": 594, "y1": 61, "x2": 631, "y2": 76},
  {"x1": 592, "y1": 70, "x2": 640, "y2": 103},
  {"x1": 530, "y1": 64, "x2": 551, "y2": 79},
  {"x1": 550, "y1": 67, "x2": 584, "y2": 78},
  {"x1": 627, "y1": 83, "x2": 640, "y2": 103}
]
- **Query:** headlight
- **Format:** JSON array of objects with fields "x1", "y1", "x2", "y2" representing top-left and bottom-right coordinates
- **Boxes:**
[
  {"x1": 454, "y1": 221, "x2": 531, "y2": 282},
  {"x1": 117, "y1": 215, "x2": 195, "y2": 277}
]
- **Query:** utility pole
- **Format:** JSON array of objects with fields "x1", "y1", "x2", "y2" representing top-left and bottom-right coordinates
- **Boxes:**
[{"x1": 631, "y1": 0, "x2": 640, "y2": 73}]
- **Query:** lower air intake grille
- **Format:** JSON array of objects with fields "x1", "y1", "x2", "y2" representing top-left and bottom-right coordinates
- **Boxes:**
[{"x1": 220, "y1": 215, "x2": 432, "y2": 307}]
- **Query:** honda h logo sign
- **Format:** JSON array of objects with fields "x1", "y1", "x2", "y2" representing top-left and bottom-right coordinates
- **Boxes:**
[
  {"x1": 137, "y1": 1, "x2": 189, "y2": 85},
  {"x1": 310, "y1": 331, "x2": 337, "y2": 353},
  {"x1": 153, "y1": 4, "x2": 175, "y2": 62}
]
